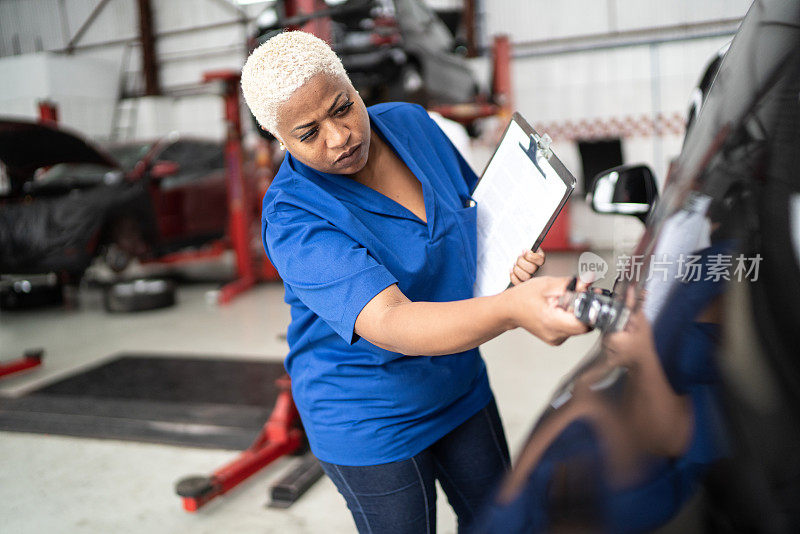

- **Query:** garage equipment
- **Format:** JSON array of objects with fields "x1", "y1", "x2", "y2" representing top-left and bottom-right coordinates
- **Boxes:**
[
  {"x1": 0, "y1": 274, "x2": 64, "y2": 310},
  {"x1": 103, "y1": 278, "x2": 176, "y2": 312},
  {"x1": 268, "y1": 452, "x2": 324, "y2": 508},
  {"x1": 0, "y1": 349, "x2": 43, "y2": 379},
  {"x1": 175, "y1": 375, "x2": 322, "y2": 511},
  {"x1": 139, "y1": 69, "x2": 279, "y2": 302},
  {"x1": 202, "y1": 70, "x2": 258, "y2": 305}
]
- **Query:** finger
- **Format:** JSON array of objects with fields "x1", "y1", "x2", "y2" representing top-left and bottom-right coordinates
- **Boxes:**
[
  {"x1": 529, "y1": 252, "x2": 546, "y2": 267},
  {"x1": 523, "y1": 249, "x2": 546, "y2": 266},
  {"x1": 515, "y1": 255, "x2": 538, "y2": 274},
  {"x1": 550, "y1": 307, "x2": 590, "y2": 335},
  {"x1": 510, "y1": 270, "x2": 522, "y2": 286},
  {"x1": 576, "y1": 278, "x2": 592, "y2": 292},
  {"x1": 513, "y1": 264, "x2": 533, "y2": 282}
]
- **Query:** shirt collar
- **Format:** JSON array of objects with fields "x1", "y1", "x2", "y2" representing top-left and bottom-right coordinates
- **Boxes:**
[{"x1": 287, "y1": 106, "x2": 437, "y2": 232}]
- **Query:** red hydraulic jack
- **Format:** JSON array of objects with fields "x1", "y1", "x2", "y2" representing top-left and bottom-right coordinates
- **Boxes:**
[
  {"x1": 0, "y1": 349, "x2": 44, "y2": 379},
  {"x1": 175, "y1": 375, "x2": 323, "y2": 511}
]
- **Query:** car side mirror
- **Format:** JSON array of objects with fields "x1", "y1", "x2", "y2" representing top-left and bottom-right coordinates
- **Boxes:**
[
  {"x1": 587, "y1": 164, "x2": 658, "y2": 224},
  {"x1": 150, "y1": 160, "x2": 180, "y2": 179}
]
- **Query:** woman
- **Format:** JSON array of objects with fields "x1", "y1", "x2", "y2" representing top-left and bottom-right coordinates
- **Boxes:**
[{"x1": 241, "y1": 31, "x2": 587, "y2": 533}]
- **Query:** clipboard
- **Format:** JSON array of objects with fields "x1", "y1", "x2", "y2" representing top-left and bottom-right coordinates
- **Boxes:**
[{"x1": 471, "y1": 112, "x2": 576, "y2": 297}]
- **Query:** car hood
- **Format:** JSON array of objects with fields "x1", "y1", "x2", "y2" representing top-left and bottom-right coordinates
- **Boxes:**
[{"x1": 0, "y1": 119, "x2": 119, "y2": 180}]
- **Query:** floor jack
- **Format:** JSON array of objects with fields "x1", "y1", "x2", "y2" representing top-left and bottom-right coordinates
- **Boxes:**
[
  {"x1": 175, "y1": 375, "x2": 324, "y2": 511},
  {"x1": 0, "y1": 349, "x2": 44, "y2": 379}
]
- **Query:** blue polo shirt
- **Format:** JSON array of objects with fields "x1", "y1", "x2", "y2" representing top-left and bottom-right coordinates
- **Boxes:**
[{"x1": 262, "y1": 102, "x2": 492, "y2": 465}]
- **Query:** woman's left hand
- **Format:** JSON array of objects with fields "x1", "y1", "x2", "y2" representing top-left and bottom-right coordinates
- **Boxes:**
[{"x1": 510, "y1": 247, "x2": 545, "y2": 286}]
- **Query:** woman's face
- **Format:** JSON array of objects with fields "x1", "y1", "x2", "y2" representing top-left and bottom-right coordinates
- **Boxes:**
[{"x1": 273, "y1": 73, "x2": 370, "y2": 175}]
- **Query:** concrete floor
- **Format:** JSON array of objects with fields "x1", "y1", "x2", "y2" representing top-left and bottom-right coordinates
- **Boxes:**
[{"x1": 0, "y1": 252, "x2": 604, "y2": 534}]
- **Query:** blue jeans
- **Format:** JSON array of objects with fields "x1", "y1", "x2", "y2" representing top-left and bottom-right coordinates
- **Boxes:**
[{"x1": 319, "y1": 398, "x2": 511, "y2": 534}]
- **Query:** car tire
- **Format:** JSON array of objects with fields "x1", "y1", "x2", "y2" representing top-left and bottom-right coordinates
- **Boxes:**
[
  {"x1": 103, "y1": 278, "x2": 176, "y2": 313},
  {"x1": 0, "y1": 277, "x2": 64, "y2": 311}
]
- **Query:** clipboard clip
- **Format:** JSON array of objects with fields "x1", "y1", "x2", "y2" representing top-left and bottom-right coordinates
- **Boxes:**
[
  {"x1": 532, "y1": 132, "x2": 553, "y2": 161},
  {"x1": 519, "y1": 131, "x2": 553, "y2": 178}
]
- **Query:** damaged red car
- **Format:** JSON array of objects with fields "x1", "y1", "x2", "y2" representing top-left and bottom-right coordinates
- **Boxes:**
[{"x1": 0, "y1": 120, "x2": 261, "y2": 287}]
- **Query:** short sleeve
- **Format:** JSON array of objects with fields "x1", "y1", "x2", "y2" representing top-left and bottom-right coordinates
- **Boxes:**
[{"x1": 264, "y1": 206, "x2": 398, "y2": 344}]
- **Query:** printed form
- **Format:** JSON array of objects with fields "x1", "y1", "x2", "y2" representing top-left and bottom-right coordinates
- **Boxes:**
[{"x1": 472, "y1": 120, "x2": 571, "y2": 297}]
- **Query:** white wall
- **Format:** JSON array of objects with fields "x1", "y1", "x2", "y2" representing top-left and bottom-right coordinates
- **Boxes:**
[
  {"x1": 0, "y1": 0, "x2": 259, "y2": 142},
  {"x1": 0, "y1": 52, "x2": 118, "y2": 138},
  {"x1": 0, "y1": 0, "x2": 753, "y2": 247},
  {"x1": 480, "y1": 0, "x2": 751, "y2": 248},
  {"x1": 509, "y1": 35, "x2": 735, "y2": 249},
  {"x1": 485, "y1": 0, "x2": 751, "y2": 43}
]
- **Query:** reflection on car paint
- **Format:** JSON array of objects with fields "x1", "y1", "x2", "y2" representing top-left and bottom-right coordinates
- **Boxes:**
[{"x1": 474, "y1": 0, "x2": 800, "y2": 531}]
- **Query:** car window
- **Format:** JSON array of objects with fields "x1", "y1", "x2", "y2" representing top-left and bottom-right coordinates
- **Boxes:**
[
  {"x1": 158, "y1": 140, "x2": 225, "y2": 170},
  {"x1": 155, "y1": 141, "x2": 225, "y2": 188},
  {"x1": 106, "y1": 143, "x2": 154, "y2": 171}
]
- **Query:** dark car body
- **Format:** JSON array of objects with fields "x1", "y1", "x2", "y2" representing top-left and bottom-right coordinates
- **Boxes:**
[
  {"x1": 0, "y1": 121, "x2": 259, "y2": 281},
  {"x1": 252, "y1": 0, "x2": 477, "y2": 106},
  {"x1": 478, "y1": 1, "x2": 800, "y2": 532}
]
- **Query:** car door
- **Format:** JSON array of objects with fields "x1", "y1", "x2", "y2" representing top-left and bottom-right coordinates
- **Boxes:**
[
  {"x1": 150, "y1": 140, "x2": 228, "y2": 247},
  {"x1": 476, "y1": 1, "x2": 800, "y2": 531}
]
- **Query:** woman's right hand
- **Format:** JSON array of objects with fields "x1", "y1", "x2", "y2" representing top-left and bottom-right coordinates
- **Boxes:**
[{"x1": 505, "y1": 276, "x2": 590, "y2": 345}]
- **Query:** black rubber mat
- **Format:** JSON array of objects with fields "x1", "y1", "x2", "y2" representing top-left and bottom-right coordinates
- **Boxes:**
[{"x1": 0, "y1": 354, "x2": 286, "y2": 450}]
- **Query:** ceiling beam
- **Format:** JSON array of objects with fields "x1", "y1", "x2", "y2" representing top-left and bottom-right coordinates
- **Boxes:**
[{"x1": 66, "y1": 0, "x2": 114, "y2": 53}]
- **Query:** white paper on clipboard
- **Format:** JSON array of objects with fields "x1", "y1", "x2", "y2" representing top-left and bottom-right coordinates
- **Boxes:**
[{"x1": 472, "y1": 114, "x2": 576, "y2": 297}]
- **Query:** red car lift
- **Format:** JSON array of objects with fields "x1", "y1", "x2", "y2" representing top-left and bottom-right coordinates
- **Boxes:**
[
  {"x1": 0, "y1": 349, "x2": 44, "y2": 379},
  {"x1": 141, "y1": 70, "x2": 280, "y2": 303},
  {"x1": 202, "y1": 70, "x2": 260, "y2": 305},
  {"x1": 37, "y1": 92, "x2": 271, "y2": 293},
  {"x1": 175, "y1": 375, "x2": 322, "y2": 511}
]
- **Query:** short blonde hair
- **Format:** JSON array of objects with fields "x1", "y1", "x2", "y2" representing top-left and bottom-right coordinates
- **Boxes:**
[{"x1": 241, "y1": 31, "x2": 350, "y2": 136}]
